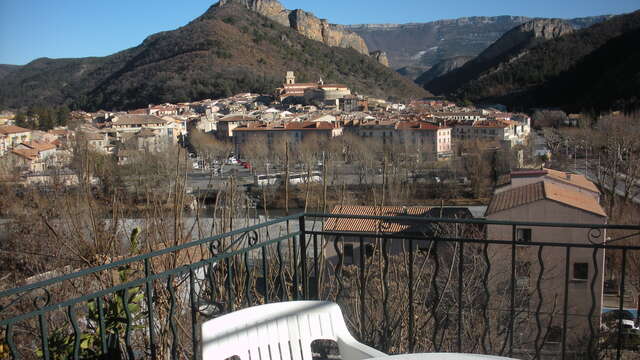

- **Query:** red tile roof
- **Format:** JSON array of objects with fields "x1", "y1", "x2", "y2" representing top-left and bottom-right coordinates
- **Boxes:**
[
  {"x1": 0, "y1": 125, "x2": 31, "y2": 135},
  {"x1": 20, "y1": 141, "x2": 57, "y2": 152},
  {"x1": 323, "y1": 205, "x2": 472, "y2": 233},
  {"x1": 544, "y1": 168, "x2": 600, "y2": 194},
  {"x1": 473, "y1": 120, "x2": 510, "y2": 128},
  {"x1": 11, "y1": 148, "x2": 39, "y2": 161},
  {"x1": 324, "y1": 205, "x2": 434, "y2": 233},
  {"x1": 396, "y1": 121, "x2": 448, "y2": 131},
  {"x1": 510, "y1": 168, "x2": 599, "y2": 194},
  {"x1": 486, "y1": 181, "x2": 606, "y2": 217}
]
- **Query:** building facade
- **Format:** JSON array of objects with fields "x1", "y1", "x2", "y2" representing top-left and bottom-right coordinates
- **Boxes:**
[
  {"x1": 232, "y1": 121, "x2": 343, "y2": 157},
  {"x1": 485, "y1": 181, "x2": 606, "y2": 355}
]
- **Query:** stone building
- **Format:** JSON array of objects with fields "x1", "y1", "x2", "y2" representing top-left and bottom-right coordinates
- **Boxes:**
[
  {"x1": 485, "y1": 180, "x2": 606, "y2": 355},
  {"x1": 232, "y1": 121, "x2": 342, "y2": 157}
]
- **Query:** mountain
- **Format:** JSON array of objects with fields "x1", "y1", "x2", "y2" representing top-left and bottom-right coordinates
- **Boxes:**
[
  {"x1": 219, "y1": 0, "x2": 371, "y2": 57},
  {"x1": 530, "y1": 26, "x2": 640, "y2": 112},
  {"x1": 424, "y1": 19, "x2": 574, "y2": 95},
  {"x1": 0, "y1": 1, "x2": 427, "y2": 111},
  {"x1": 0, "y1": 65, "x2": 20, "y2": 80},
  {"x1": 414, "y1": 56, "x2": 472, "y2": 85},
  {"x1": 346, "y1": 16, "x2": 609, "y2": 71},
  {"x1": 427, "y1": 10, "x2": 640, "y2": 112}
]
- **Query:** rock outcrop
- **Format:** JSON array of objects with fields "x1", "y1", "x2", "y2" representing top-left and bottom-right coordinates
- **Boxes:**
[
  {"x1": 425, "y1": 19, "x2": 575, "y2": 94},
  {"x1": 476, "y1": 19, "x2": 574, "y2": 62},
  {"x1": 218, "y1": 0, "x2": 370, "y2": 56},
  {"x1": 218, "y1": 0, "x2": 289, "y2": 26},
  {"x1": 369, "y1": 51, "x2": 390, "y2": 67}
]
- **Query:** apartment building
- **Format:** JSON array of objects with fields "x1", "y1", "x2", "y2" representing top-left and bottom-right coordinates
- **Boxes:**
[
  {"x1": 448, "y1": 119, "x2": 530, "y2": 147},
  {"x1": 485, "y1": 180, "x2": 607, "y2": 354},
  {"x1": 349, "y1": 120, "x2": 453, "y2": 161},
  {"x1": 104, "y1": 114, "x2": 183, "y2": 145},
  {"x1": 0, "y1": 125, "x2": 32, "y2": 155},
  {"x1": 232, "y1": 121, "x2": 342, "y2": 157}
]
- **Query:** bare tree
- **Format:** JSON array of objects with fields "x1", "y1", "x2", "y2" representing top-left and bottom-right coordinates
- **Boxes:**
[
  {"x1": 587, "y1": 114, "x2": 640, "y2": 216},
  {"x1": 190, "y1": 129, "x2": 233, "y2": 169}
]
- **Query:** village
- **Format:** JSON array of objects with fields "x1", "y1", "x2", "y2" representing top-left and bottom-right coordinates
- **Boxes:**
[{"x1": 0, "y1": 71, "x2": 538, "y2": 191}]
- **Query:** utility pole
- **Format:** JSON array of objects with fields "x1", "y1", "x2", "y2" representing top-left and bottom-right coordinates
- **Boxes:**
[
  {"x1": 285, "y1": 140, "x2": 289, "y2": 217},
  {"x1": 585, "y1": 143, "x2": 588, "y2": 172}
]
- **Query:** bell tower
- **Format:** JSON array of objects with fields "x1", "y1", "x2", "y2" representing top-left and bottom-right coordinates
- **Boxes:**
[{"x1": 285, "y1": 71, "x2": 295, "y2": 85}]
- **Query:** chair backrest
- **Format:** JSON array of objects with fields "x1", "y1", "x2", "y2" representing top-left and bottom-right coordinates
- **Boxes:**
[{"x1": 202, "y1": 301, "x2": 351, "y2": 360}]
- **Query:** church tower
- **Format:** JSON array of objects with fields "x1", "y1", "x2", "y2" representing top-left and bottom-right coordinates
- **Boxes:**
[{"x1": 285, "y1": 71, "x2": 295, "y2": 85}]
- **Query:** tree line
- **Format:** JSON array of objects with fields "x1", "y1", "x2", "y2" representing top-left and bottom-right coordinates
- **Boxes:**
[{"x1": 13, "y1": 105, "x2": 70, "y2": 130}]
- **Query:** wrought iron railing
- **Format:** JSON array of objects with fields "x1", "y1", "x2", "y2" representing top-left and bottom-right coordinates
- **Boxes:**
[{"x1": 1, "y1": 213, "x2": 639, "y2": 359}]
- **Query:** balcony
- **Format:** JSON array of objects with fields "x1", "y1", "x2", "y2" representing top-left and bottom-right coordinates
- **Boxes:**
[{"x1": 1, "y1": 213, "x2": 639, "y2": 359}]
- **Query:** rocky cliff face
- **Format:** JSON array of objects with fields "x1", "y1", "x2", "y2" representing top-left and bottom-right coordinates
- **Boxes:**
[
  {"x1": 477, "y1": 19, "x2": 573, "y2": 62},
  {"x1": 218, "y1": 0, "x2": 370, "y2": 56},
  {"x1": 345, "y1": 15, "x2": 609, "y2": 71},
  {"x1": 218, "y1": 0, "x2": 290, "y2": 25},
  {"x1": 369, "y1": 50, "x2": 390, "y2": 67}
]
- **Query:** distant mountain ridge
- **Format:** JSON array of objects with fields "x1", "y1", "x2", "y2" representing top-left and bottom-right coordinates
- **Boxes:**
[
  {"x1": 424, "y1": 18, "x2": 575, "y2": 95},
  {"x1": 345, "y1": 15, "x2": 610, "y2": 73},
  {"x1": 425, "y1": 11, "x2": 640, "y2": 112},
  {"x1": 0, "y1": 1, "x2": 427, "y2": 111}
]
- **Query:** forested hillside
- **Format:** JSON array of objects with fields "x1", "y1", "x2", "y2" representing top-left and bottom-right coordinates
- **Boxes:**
[{"x1": 0, "y1": 2, "x2": 427, "y2": 111}]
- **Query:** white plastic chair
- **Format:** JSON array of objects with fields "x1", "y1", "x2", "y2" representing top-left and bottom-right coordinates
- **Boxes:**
[{"x1": 202, "y1": 300, "x2": 387, "y2": 360}]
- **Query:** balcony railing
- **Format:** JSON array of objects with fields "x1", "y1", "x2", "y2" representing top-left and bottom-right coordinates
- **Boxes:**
[{"x1": 1, "y1": 213, "x2": 639, "y2": 359}]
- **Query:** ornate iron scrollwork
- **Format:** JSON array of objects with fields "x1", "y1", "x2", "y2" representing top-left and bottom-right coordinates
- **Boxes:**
[
  {"x1": 587, "y1": 228, "x2": 602, "y2": 245},
  {"x1": 246, "y1": 230, "x2": 259, "y2": 247},
  {"x1": 377, "y1": 217, "x2": 394, "y2": 235},
  {"x1": 209, "y1": 239, "x2": 222, "y2": 256},
  {"x1": 1, "y1": 287, "x2": 52, "y2": 316}
]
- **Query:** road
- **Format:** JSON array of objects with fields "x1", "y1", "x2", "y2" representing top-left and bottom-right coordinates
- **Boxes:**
[
  {"x1": 186, "y1": 162, "x2": 453, "y2": 192},
  {"x1": 573, "y1": 165, "x2": 640, "y2": 205}
]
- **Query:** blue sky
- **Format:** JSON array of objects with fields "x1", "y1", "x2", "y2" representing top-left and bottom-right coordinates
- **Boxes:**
[{"x1": 1, "y1": 0, "x2": 638, "y2": 65}]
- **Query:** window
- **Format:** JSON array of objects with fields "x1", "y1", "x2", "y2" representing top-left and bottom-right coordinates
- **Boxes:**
[
  {"x1": 365, "y1": 244, "x2": 374, "y2": 257},
  {"x1": 573, "y1": 263, "x2": 588, "y2": 280},
  {"x1": 516, "y1": 228, "x2": 532, "y2": 242},
  {"x1": 344, "y1": 244, "x2": 354, "y2": 264},
  {"x1": 547, "y1": 326, "x2": 562, "y2": 343}
]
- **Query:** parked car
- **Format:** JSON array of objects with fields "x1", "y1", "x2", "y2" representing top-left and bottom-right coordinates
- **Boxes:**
[
  {"x1": 602, "y1": 310, "x2": 639, "y2": 331},
  {"x1": 227, "y1": 156, "x2": 239, "y2": 165}
]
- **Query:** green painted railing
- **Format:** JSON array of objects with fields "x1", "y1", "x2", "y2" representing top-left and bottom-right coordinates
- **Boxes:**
[{"x1": 0, "y1": 213, "x2": 639, "y2": 359}]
